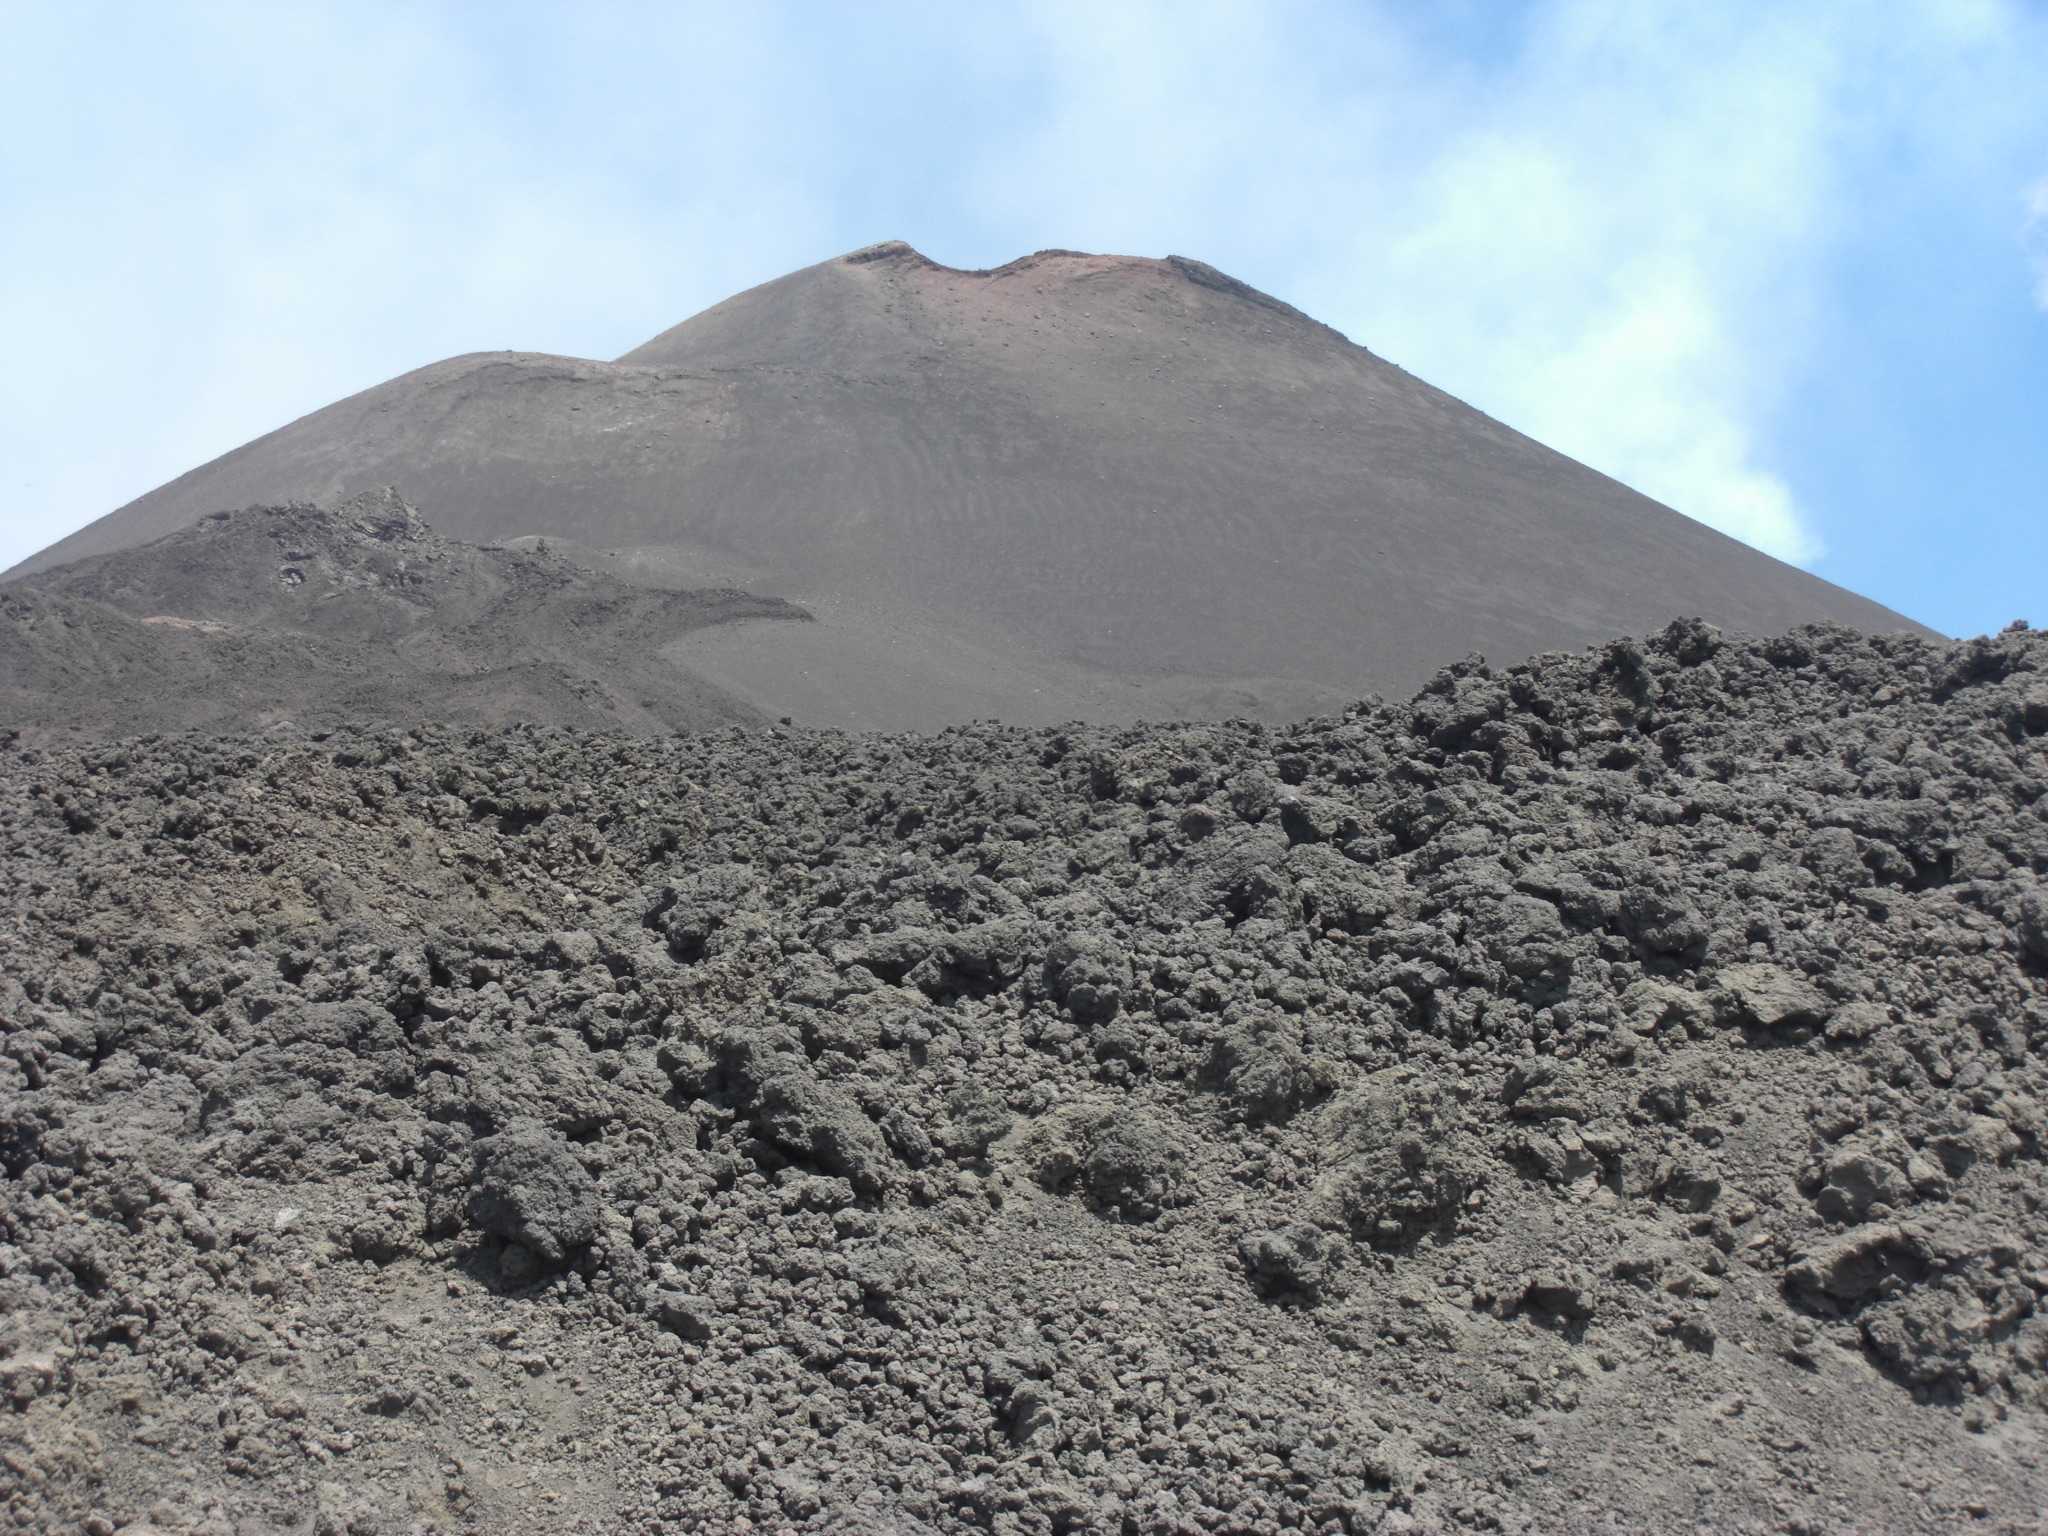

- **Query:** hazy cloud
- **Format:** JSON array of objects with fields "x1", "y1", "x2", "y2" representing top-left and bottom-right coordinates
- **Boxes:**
[
  {"x1": 0, "y1": 4, "x2": 849, "y2": 573},
  {"x1": 979, "y1": 1, "x2": 2047, "y2": 569},
  {"x1": 973, "y1": 1, "x2": 1847, "y2": 562},
  {"x1": 1347, "y1": 5, "x2": 1844, "y2": 565},
  {"x1": 2028, "y1": 179, "x2": 2048, "y2": 311}
]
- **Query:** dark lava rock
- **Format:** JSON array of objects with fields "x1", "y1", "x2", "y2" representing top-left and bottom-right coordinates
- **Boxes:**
[
  {"x1": 468, "y1": 1120, "x2": 602, "y2": 1268},
  {"x1": 1238, "y1": 1223, "x2": 1331, "y2": 1302}
]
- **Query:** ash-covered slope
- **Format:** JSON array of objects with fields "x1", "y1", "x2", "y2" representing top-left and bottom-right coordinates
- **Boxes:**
[
  {"x1": 4, "y1": 620, "x2": 2045, "y2": 1533},
  {"x1": 0, "y1": 488, "x2": 807, "y2": 739},
  {"x1": 7, "y1": 243, "x2": 1932, "y2": 727}
]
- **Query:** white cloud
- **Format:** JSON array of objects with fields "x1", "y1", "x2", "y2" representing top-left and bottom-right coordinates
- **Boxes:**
[
  {"x1": 976, "y1": 0, "x2": 2047, "y2": 570},
  {"x1": 956, "y1": 1, "x2": 1840, "y2": 562},
  {"x1": 2028, "y1": 179, "x2": 2048, "y2": 311},
  {"x1": 0, "y1": 4, "x2": 847, "y2": 572},
  {"x1": 1345, "y1": 6, "x2": 1844, "y2": 564}
]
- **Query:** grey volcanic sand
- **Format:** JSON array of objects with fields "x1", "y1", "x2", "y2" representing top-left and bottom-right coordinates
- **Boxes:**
[
  {"x1": 7, "y1": 243, "x2": 1933, "y2": 728},
  {"x1": 3, "y1": 619, "x2": 2045, "y2": 1533}
]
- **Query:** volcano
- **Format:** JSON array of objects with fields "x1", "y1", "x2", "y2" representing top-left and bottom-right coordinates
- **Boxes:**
[
  {"x1": 6, "y1": 241, "x2": 1931, "y2": 727},
  {"x1": 5, "y1": 245, "x2": 2044, "y2": 1536}
]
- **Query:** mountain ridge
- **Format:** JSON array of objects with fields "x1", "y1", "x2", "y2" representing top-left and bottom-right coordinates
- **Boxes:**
[{"x1": 4, "y1": 242, "x2": 1935, "y2": 728}]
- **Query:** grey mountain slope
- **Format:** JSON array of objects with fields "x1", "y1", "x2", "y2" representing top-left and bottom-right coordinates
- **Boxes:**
[{"x1": 8, "y1": 242, "x2": 1934, "y2": 727}]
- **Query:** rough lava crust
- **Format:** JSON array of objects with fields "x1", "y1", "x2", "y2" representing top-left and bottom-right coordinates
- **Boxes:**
[{"x1": 3, "y1": 617, "x2": 2046, "y2": 1532}]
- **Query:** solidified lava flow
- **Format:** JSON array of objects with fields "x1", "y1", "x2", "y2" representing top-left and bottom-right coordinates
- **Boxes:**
[{"x1": 3, "y1": 618, "x2": 2046, "y2": 1533}]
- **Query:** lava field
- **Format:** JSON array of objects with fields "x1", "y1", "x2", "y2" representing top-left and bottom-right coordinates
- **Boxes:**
[{"x1": 3, "y1": 619, "x2": 2046, "y2": 1533}]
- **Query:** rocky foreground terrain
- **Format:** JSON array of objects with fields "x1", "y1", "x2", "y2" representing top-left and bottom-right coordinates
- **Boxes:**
[{"x1": 3, "y1": 619, "x2": 2046, "y2": 1533}]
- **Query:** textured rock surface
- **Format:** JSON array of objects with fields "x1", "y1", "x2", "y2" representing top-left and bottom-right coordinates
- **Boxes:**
[{"x1": 2, "y1": 619, "x2": 2046, "y2": 1531}]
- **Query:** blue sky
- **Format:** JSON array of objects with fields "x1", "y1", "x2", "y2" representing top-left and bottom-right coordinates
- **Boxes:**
[{"x1": 2, "y1": 1, "x2": 2043, "y2": 636}]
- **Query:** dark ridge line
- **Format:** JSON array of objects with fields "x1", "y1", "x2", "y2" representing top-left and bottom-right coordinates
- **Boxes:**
[{"x1": 843, "y1": 240, "x2": 1351, "y2": 344}]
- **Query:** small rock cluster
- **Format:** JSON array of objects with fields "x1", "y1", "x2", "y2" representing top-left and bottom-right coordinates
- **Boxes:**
[{"x1": 2, "y1": 619, "x2": 2046, "y2": 1532}]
